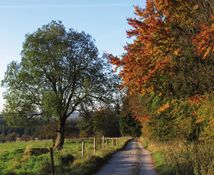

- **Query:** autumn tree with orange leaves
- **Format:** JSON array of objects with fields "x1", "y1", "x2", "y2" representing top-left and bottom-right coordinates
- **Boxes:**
[
  {"x1": 110, "y1": 0, "x2": 214, "y2": 142},
  {"x1": 111, "y1": 0, "x2": 213, "y2": 96}
]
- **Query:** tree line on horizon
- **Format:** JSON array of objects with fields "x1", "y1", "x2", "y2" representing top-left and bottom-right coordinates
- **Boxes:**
[{"x1": 0, "y1": 104, "x2": 141, "y2": 143}]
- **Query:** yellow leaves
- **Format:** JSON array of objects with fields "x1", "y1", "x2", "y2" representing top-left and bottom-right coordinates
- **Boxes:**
[
  {"x1": 202, "y1": 46, "x2": 212, "y2": 59},
  {"x1": 173, "y1": 48, "x2": 181, "y2": 56},
  {"x1": 157, "y1": 102, "x2": 170, "y2": 114},
  {"x1": 195, "y1": 115, "x2": 214, "y2": 127},
  {"x1": 195, "y1": 116, "x2": 205, "y2": 124},
  {"x1": 141, "y1": 86, "x2": 154, "y2": 96},
  {"x1": 209, "y1": 119, "x2": 214, "y2": 127},
  {"x1": 141, "y1": 89, "x2": 146, "y2": 96}
]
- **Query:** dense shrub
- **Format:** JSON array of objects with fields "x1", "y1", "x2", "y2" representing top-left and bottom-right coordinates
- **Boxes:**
[
  {"x1": 119, "y1": 113, "x2": 142, "y2": 137},
  {"x1": 60, "y1": 154, "x2": 75, "y2": 166}
]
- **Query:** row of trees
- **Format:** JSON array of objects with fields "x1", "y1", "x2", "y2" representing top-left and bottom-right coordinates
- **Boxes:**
[
  {"x1": 0, "y1": 105, "x2": 141, "y2": 142},
  {"x1": 108, "y1": 2, "x2": 214, "y2": 173},
  {"x1": 110, "y1": 0, "x2": 214, "y2": 143},
  {"x1": 78, "y1": 105, "x2": 141, "y2": 138}
]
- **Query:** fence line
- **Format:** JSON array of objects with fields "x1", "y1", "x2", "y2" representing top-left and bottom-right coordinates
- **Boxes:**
[{"x1": 49, "y1": 136, "x2": 131, "y2": 174}]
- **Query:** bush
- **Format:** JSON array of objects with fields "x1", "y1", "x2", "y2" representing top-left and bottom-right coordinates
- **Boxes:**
[
  {"x1": 24, "y1": 147, "x2": 49, "y2": 156},
  {"x1": 60, "y1": 154, "x2": 75, "y2": 166}
]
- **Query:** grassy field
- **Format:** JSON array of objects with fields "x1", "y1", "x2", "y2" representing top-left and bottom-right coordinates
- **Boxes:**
[{"x1": 0, "y1": 137, "x2": 130, "y2": 175}]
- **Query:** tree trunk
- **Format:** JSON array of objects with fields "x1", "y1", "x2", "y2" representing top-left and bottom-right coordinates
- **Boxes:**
[{"x1": 54, "y1": 118, "x2": 66, "y2": 150}]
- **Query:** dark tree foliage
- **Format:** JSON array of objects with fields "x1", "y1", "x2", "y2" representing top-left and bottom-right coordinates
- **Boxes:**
[
  {"x1": 119, "y1": 112, "x2": 142, "y2": 137},
  {"x1": 77, "y1": 111, "x2": 94, "y2": 137},
  {"x1": 93, "y1": 108, "x2": 120, "y2": 137}
]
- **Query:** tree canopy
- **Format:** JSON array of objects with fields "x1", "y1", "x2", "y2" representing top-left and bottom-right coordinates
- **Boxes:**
[
  {"x1": 110, "y1": 0, "x2": 214, "y2": 142},
  {"x1": 110, "y1": 0, "x2": 214, "y2": 97},
  {"x1": 2, "y1": 21, "x2": 117, "y2": 149}
]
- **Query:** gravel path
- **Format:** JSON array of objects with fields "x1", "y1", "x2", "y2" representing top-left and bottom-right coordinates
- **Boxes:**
[{"x1": 94, "y1": 140, "x2": 157, "y2": 175}]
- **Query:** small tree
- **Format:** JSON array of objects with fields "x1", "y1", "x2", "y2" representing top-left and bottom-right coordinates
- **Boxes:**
[{"x1": 2, "y1": 21, "x2": 116, "y2": 149}]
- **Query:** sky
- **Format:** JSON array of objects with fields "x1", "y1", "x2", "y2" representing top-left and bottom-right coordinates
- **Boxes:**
[{"x1": 0, "y1": 0, "x2": 145, "y2": 112}]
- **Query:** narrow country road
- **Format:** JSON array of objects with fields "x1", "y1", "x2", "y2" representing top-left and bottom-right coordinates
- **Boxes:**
[{"x1": 94, "y1": 140, "x2": 157, "y2": 175}]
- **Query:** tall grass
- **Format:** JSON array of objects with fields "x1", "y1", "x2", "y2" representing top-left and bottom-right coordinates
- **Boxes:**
[{"x1": 140, "y1": 137, "x2": 214, "y2": 175}]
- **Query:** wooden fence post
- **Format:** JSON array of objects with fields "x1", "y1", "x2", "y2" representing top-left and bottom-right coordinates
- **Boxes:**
[
  {"x1": 93, "y1": 137, "x2": 96, "y2": 155},
  {"x1": 116, "y1": 137, "x2": 118, "y2": 146},
  {"x1": 82, "y1": 140, "x2": 85, "y2": 158},
  {"x1": 102, "y1": 136, "x2": 105, "y2": 149},
  {"x1": 50, "y1": 147, "x2": 55, "y2": 175},
  {"x1": 106, "y1": 137, "x2": 109, "y2": 149}
]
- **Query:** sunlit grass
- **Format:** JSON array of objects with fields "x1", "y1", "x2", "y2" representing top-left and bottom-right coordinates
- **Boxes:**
[{"x1": 0, "y1": 137, "x2": 130, "y2": 175}]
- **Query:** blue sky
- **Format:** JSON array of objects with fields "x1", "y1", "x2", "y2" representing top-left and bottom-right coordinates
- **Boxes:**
[{"x1": 0, "y1": 0, "x2": 145, "y2": 112}]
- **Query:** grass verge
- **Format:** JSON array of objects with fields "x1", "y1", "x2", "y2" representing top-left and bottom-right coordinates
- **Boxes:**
[{"x1": 139, "y1": 137, "x2": 175, "y2": 175}]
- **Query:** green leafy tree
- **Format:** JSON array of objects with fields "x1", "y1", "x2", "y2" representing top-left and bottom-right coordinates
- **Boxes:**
[
  {"x1": 2, "y1": 21, "x2": 116, "y2": 149},
  {"x1": 93, "y1": 108, "x2": 120, "y2": 137}
]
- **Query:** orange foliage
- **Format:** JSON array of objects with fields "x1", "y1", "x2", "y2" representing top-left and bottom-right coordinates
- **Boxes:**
[
  {"x1": 188, "y1": 95, "x2": 207, "y2": 106},
  {"x1": 110, "y1": 1, "x2": 175, "y2": 93},
  {"x1": 195, "y1": 116, "x2": 205, "y2": 124},
  {"x1": 142, "y1": 114, "x2": 150, "y2": 122},
  {"x1": 157, "y1": 102, "x2": 170, "y2": 114},
  {"x1": 109, "y1": 0, "x2": 213, "y2": 94},
  {"x1": 193, "y1": 19, "x2": 214, "y2": 59}
]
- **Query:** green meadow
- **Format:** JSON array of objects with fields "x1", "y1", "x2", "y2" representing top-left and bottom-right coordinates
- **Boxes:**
[{"x1": 0, "y1": 137, "x2": 129, "y2": 175}]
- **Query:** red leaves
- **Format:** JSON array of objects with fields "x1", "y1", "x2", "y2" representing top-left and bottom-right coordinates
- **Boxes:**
[
  {"x1": 108, "y1": 54, "x2": 123, "y2": 72},
  {"x1": 108, "y1": 54, "x2": 122, "y2": 66},
  {"x1": 110, "y1": 1, "x2": 174, "y2": 94},
  {"x1": 110, "y1": 0, "x2": 214, "y2": 95},
  {"x1": 188, "y1": 95, "x2": 208, "y2": 106},
  {"x1": 193, "y1": 20, "x2": 214, "y2": 59}
]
